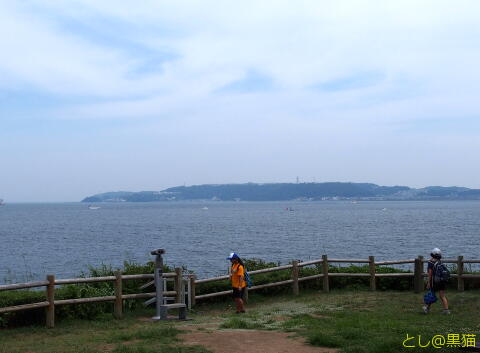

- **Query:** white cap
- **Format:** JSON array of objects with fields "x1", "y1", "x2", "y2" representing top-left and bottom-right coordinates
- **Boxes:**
[{"x1": 431, "y1": 248, "x2": 442, "y2": 258}]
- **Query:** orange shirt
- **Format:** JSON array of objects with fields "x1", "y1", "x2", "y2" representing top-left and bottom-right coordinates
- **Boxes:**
[{"x1": 230, "y1": 263, "x2": 246, "y2": 288}]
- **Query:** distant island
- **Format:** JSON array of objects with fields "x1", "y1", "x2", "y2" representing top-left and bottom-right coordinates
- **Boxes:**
[{"x1": 82, "y1": 182, "x2": 480, "y2": 202}]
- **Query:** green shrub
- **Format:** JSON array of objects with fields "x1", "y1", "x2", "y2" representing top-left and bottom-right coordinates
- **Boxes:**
[
  {"x1": 0, "y1": 290, "x2": 46, "y2": 327},
  {"x1": 2, "y1": 258, "x2": 478, "y2": 328},
  {"x1": 0, "y1": 261, "x2": 175, "y2": 328},
  {"x1": 196, "y1": 259, "x2": 416, "y2": 301}
]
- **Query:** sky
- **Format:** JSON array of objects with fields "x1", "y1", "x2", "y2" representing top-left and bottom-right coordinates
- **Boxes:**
[{"x1": 1, "y1": 0, "x2": 480, "y2": 202}]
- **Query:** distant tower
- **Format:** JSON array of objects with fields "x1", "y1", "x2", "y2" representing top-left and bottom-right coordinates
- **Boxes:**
[{"x1": 296, "y1": 176, "x2": 299, "y2": 184}]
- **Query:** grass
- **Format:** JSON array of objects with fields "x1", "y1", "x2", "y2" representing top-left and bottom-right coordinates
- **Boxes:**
[
  {"x1": 107, "y1": 326, "x2": 181, "y2": 343},
  {"x1": 0, "y1": 289, "x2": 479, "y2": 353},
  {"x1": 277, "y1": 289, "x2": 480, "y2": 353},
  {"x1": 220, "y1": 317, "x2": 264, "y2": 330},
  {"x1": 111, "y1": 346, "x2": 211, "y2": 353},
  {"x1": 0, "y1": 308, "x2": 211, "y2": 353}
]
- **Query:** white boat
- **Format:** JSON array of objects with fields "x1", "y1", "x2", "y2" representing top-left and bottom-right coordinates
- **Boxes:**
[
  {"x1": 202, "y1": 207, "x2": 209, "y2": 210},
  {"x1": 88, "y1": 205, "x2": 101, "y2": 210}
]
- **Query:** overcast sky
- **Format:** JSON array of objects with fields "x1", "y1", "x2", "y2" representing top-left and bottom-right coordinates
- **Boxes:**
[{"x1": 1, "y1": 0, "x2": 480, "y2": 202}]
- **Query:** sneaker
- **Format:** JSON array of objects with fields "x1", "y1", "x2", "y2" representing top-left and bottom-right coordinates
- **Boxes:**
[
  {"x1": 442, "y1": 309, "x2": 451, "y2": 315},
  {"x1": 422, "y1": 305, "x2": 429, "y2": 314}
]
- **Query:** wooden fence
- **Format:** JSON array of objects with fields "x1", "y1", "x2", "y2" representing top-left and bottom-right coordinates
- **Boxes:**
[
  {"x1": 1, "y1": 255, "x2": 479, "y2": 328},
  {"x1": 192, "y1": 255, "x2": 480, "y2": 301},
  {"x1": 0, "y1": 271, "x2": 182, "y2": 328}
]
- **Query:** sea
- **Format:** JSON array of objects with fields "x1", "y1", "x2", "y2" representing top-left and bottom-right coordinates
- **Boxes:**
[{"x1": 0, "y1": 201, "x2": 479, "y2": 284}]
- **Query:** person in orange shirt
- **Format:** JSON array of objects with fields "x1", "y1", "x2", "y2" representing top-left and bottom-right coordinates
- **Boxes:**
[{"x1": 227, "y1": 252, "x2": 246, "y2": 313}]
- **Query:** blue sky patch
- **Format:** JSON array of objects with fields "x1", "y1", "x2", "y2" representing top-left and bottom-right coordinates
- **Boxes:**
[
  {"x1": 217, "y1": 70, "x2": 275, "y2": 94},
  {"x1": 313, "y1": 71, "x2": 385, "y2": 92}
]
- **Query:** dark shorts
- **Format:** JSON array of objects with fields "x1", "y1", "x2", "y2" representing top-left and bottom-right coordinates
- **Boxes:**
[
  {"x1": 433, "y1": 282, "x2": 446, "y2": 292},
  {"x1": 232, "y1": 287, "x2": 245, "y2": 299}
]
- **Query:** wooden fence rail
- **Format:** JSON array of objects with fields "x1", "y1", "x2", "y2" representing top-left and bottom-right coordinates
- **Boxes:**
[
  {"x1": 0, "y1": 270, "x2": 180, "y2": 328},
  {"x1": 190, "y1": 255, "x2": 480, "y2": 302},
  {"x1": 1, "y1": 255, "x2": 480, "y2": 328}
]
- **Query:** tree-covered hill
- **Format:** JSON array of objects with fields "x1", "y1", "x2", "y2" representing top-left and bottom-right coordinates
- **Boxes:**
[{"x1": 82, "y1": 182, "x2": 480, "y2": 202}]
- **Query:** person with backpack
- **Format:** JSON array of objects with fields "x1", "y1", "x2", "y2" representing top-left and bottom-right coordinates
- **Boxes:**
[
  {"x1": 227, "y1": 252, "x2": 247, "y2": 314},
  {"x1": 423, "y1": 248, "x2": 450, "y2": 314}
]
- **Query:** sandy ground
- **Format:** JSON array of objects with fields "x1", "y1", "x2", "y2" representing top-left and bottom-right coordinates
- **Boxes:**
[{"x1": 179, "y1": 329, "x2": 338, "y2": 353}]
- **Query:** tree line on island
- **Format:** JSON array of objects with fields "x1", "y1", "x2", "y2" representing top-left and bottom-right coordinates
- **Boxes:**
[{"x1": 82, "y1": 182, "x2": 480, "y2": 202}]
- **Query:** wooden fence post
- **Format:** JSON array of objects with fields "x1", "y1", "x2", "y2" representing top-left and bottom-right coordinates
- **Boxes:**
[
  {"x1": 46, "y1": 275, "x2": 55, "y2": 328},
  {"x1": 322, "y1": 255, "x2": 329, "y2": 293},
  {"x1": 315, "y1": 262, "x2": 322, "y2": 289},
  {"x1": 190, "y1": 274, "x2": 196, "y2": 307},
  {"x1": 114, "y1": 271, "x2": 123, "y2": 319},
  {"x1": 175, "y1": 268, "x2": 182, "y2": 303},
  {"x1": 369, "y1": 256, "x2": 376, "y2": 291},
  {"x1": 414, "y1": 256, "x2": 424, "y2": 293},
  {"x1": 292, "y1": 260, "x2": 299, "y2": 295},
  {"x1": 419, "y1": 256, "x2": 424, "y2": 291},
  {"x1": 413, "y1": 258, "x2": 421, "y2": 293},
  {"x1": 457, "y1": 256, "x2": 464, "y2": 291}
]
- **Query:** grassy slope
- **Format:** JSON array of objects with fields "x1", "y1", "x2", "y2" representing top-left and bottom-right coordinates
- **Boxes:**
[
  {"x1": 241, "y1": 290, "x2": 480, "y2": 353},
  {"x1": 1, "y1": 289, "x2": 479, "y2": 353},
  {"x1": 0, "y1": 308, "x2": 211, "y2": 353}
]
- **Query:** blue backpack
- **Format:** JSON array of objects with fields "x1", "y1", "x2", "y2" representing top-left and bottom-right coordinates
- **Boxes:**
[{"x1": 244, "y1": 267, "x2": 252, "y2": 288}]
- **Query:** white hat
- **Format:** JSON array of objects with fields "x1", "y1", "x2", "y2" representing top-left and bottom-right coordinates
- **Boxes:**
[{"x1": 431, "y1": 248, "x2": 442, "y2": 258}]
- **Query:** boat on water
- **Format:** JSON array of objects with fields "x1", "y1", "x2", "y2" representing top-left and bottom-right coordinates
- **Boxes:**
[
  {"x1": 0, "y1": 199, "x2": 4, "y2": 206},
  {"x1": 88, "y1": 205, "x2": 101, "y2": 210}
]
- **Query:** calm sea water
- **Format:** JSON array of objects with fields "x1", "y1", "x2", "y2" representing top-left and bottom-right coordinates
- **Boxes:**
[{"x1": 0, "y1": 201, "x2": 479, "y2": 284}]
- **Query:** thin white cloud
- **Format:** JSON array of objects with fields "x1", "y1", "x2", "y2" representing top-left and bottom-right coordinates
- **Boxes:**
[
  {"x1": 2, "y1": 0, "x2": 479, "y2": 103},
  {"x1": 0, "y1": 2, "x2": 176, "y2": 97},
  {"x1": 2, "y1": 0, "x2": 480, "y2": 200}
]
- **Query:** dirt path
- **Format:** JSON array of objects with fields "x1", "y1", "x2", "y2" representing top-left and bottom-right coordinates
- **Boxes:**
[{"x1": 180, "y1": 329, "x2": 338, "y2": 353}]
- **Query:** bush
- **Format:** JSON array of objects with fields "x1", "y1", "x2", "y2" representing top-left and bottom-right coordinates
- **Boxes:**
[
  {"x1": 0, "y1": 261, "x2": 175, "y2": 328},
  {"x1": 2, "y1": 258, "x2": 478, "y2": 327},
  {"x1": 196, "y1": 259, "x2": 417, "y2": 303},
  {"x1": 0, "y1": 290, "x2": 46, "y2": 327}
]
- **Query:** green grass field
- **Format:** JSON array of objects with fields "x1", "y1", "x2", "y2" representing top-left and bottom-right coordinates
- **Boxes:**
[{"x1": 1, "y1": 289, "x2": 479, "y2": 353}]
